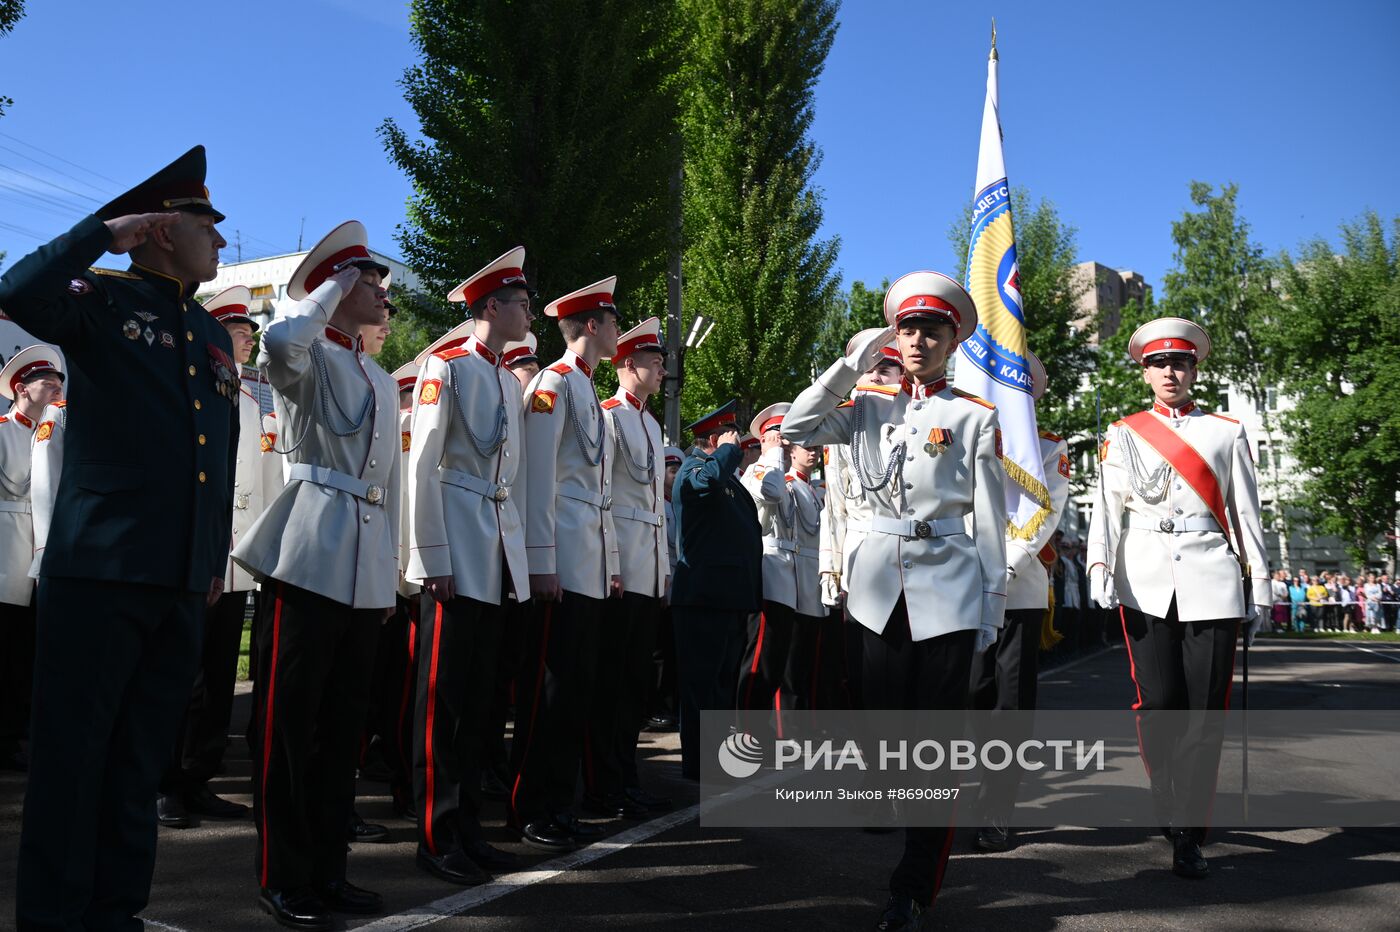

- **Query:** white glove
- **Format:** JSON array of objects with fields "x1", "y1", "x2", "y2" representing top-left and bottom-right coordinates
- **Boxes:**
[
  {"x1": 843, "y1": 326, "x2": 896, "y2": 373},
  {"x1": 975, "y1": 623, "x2": 998, "y2": 653},
  {"x1": 820, "y1": 572, "x2": 842, "y2": 608},
  {"x1": 1244, "y1": 607, "x2": 1264, "y2": 648},
  {"x1": 1089, "y1": 564, "x2": 1119, "y2": 610}
]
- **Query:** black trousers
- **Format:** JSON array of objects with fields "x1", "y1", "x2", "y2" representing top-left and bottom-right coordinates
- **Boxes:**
[
  {"x1": 0, "y1": 595, "x2": 36, "y2": 754},
  {"x1": 735, "y1": 602, "x2": 795, "y2": 736},
  {"x1": 1119, "y1": 601, "x2": 1237, "y2": 834},
  {"x1": 161, "y1": 589, "x2": 250, "y2": 794},
  {"x1": 672, "y1": 605, "x2": 748, "y2": 780},
  {"x1": 17, "y1": 578, "x2": 203, "y2": 932},
  {"x1": 585, "y1": 591, "x2": 661, "y2": 798},
  {"x1": 365, "y1": 592, "x2": 419, "y2": 811},
  {"x1": 250, "y1": 580, "x2": 380, "y2": 890},
  {"x1": 650, "y1": 603, "x2": 679, "y2": 719},
  {"x1": 509, "y1": 591, "x2": 603, "y2": 824},
  {"x1": 861, "y1": 600, "x2": 975, "y2": 910},
  {"x1": 806, "y1": 608, "x2": 848, "y2": 711},
  {"x1": 968, "y1": 607, "x2": 1042, "y2": 820},
  {"x1": 413, "y1": 592, "x2": 506, "y2": 855}
]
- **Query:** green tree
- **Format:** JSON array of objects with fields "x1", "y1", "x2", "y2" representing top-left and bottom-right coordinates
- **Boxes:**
[
  {"x1": 1158, "y1": 182, "x2": 1291, "y2": 563},
  {"x1": 1273, "y1": 212, "x2": 1400, "y2": 567},
  {"x1": 0, "y1": 1, "x2": 25, "y2": 118},
  {"x1": 380, "y1": 0, "x2": 681, "y2": 368},
  {"x1": 676, "y1": 0, "x2": 841, "y2": 425},
  {"x1": 949, "y1": 187, "x2": 1098, "y2": 484},
  {"x1": 811, "y1": 278, "x2": 886, "y2": 372}
]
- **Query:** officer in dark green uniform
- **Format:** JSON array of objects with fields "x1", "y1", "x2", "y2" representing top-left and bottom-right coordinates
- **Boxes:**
[
  {"x1": 670, "y1": 400, "x2": 763, "y2": 779},
  {"x1": 0, "y1": 146, "x2": 239, "y2": 931}
]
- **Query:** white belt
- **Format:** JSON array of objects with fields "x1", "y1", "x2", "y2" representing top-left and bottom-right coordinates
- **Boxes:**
[
  {"x1": 441, "y1": 467, "x2": 510, "y2": 503},
  {"x1": 612, "y1": 504, "x2": 661, "y2": 526},
  {"x1": 850, "y1": 515, "x2": 966, "y2": 541},
  {"x1": 288, "y1": 463, "x2": 386, "y2": 506},
  {"x1": 1125, "y1": 515, "x2": 1221, "y2": 534},
  {"x1": 0, "y1": 500, "x2": 31, "y2": 515},
  {"x1": 558, "y1": 484, "x2": 612, "y2": 510}
]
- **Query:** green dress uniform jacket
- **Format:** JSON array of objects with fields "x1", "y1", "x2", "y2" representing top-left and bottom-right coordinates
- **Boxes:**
[{"x1": 670, "y1": 441, "x2": 762, "y2": 613}]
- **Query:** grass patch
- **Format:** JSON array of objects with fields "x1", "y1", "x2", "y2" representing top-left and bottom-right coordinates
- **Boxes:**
[
  {"x1": 237, "y1": 618, "x2": 251, "y2": 681},
  {"x1": 1259, "y1": 630, "x2": 1400, "y2": 642}
]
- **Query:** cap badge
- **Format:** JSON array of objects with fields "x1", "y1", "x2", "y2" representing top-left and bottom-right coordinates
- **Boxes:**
[{"x1": 916, "y1": 297, "x2": 926, "y2": 306}]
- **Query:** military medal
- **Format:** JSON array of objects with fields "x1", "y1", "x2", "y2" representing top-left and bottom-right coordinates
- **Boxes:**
[
  {"x1": 924, "y1": 427, "x2": 952, "y2": 456},
  {"x1": 123, "y1": 320, "x2": 140, "y2": 340},
  {"x1": 143, "y1": 326, "x2": 156, "y2": 346},
  {"x1": 159, "y1": 331, "x2": 174, "y2": 348},
  {"x1": 134, "y1": 310, "x2": 158, "y2": 323}
]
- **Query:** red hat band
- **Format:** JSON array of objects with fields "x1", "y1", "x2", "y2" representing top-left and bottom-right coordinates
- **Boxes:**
[
  {"x1": 306, "y1": 245, "x2": 374, "y2": 295},
  {"x1": 503, "y1": 346, "x2": 537, "y2": 365},
  {"x1": 11, "y1": 360, "x2": 58, "y2": 395},
  {"x1": 896, "y1": 294, "x2": 961, "y2": 325},
  {"x1": 555, "y1": 292, "x2": 616, "y2": 318},
  {"x1": 397, "y1": 376, "x2": 417, "y2": 391},
  {"x1": 760, "y1": 416, "x2": 785, "y2": 433},
  {"x1": 463, "y1": 268, "x2": 528, "y2": 306},
  {"x1": 612, "y1": 335, "x2": 663, "y2": 363},
  {"x1": 1142, "y1": 338, "x2": 1197, "y2": 358},
  {"x1": 212, "y1": 305, "x2": 252, "y2": 322},
  {"x1": 879, "y1": 346, "x2": 903, "y2": 363}
]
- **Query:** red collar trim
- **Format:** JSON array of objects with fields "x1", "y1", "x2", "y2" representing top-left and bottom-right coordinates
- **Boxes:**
[
  {"x1": 467, "y1": 335, "x2": 500, "y2": 367},
  {"x1": 622, "y1": 389, "x2": 641, "y2": 410},
  {"x1": 11, "y1": 410, "x2": 34, "y2": 429},
  {"x1": 787, "y1": 469, "x2": 809, "y2": 483},
  {"x1": 901, "y1": 376, "x2": 947, "y2": 398},
  {"x1": 1152, "y1": 400, "x2": 1196, "y2": 418},
  {"x1": 325, "y1": 326, "x2": 363, "y2": 352},
  {"x1": 565, "y1": 349, "x2": 593, "y2": 380}
]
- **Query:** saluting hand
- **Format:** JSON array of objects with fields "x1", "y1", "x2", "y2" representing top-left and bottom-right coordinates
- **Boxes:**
[
  {"x1": 105, "y1": 212, "x2": 182, "y2": 254},
  {"x1": 717, "y1": 429, "x2": 740, "y2": 449},
  {"x1": 760, "y1": 429, "x2": 784, "y2": 455},
  {"x1": 328, "y1": 264, "x2": 361, "y2": 293}
]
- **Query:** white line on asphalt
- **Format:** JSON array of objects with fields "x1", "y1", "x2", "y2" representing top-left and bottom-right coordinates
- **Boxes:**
[
  {"x1": 1341, "y1": 641, "x2": 1400, "y2": 663},
  {"x1": 142, "y1": 919, "x2": 190, "y2": 932},
  {"x1": 356, "y1": 803, "x2": 702, "y2": 931}
]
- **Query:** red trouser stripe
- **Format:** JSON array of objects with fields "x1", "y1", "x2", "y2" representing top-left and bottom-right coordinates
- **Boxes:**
[
  {"x1": 741, "y1": 612, "x2": 767, "y2": 711},
  {"x1": 1119, "y1": 606, "x2": 1153, "y2": 776},
  {"x1": 510, "y1": 603, "x2": 553, "y2": 820},
  {"x1": 773, "y1": 689, "x2": 783, "y2": 740},
  {"x1": 258, "y1": 585, "x2": 285, "y2": 888},
  {"x1": 930, "y1": 799, "x2": 960, "y2": 902},
  {"x1": 422, "y1": 601, "x2": 445, "y2": 854}
]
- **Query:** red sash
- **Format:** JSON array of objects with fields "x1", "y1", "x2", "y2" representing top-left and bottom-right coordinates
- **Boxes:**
[{"x1": 1120, "y1": 411, "x2": 1229, "y2": 533}]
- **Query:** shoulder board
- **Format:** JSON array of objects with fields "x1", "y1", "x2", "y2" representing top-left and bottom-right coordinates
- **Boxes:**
[
  {"x1": 1111, "y1": 418, "x2": 1126, "y2": 428},
  {"x1": 1209, "y1": 412, "x2": 1240, "y2": 424},
  {"x1": 0, "y1": 416, "x2": 8, "y2": 424},
  {"x1": 52, "y1": 401, "x2": 67, "y2": 409},
  {"x1": 548, "y1": 362, "x2": 572, "y2": 376},
  {"x1": 855, "y1": 383, "x2": 899, "y2": 396},
  {"x1": 951, "y1": 388, "x2": 995, "y2": 409},
  {"x1": 1039, "y1": 429, "x2": 1063, "y2": 443},
  {"x1": 600, "y1": 398, "x2": 623, "y2": 410},
  {"x1": 89, "y1": 267, "x2": 140, "y2": 280},
  {"x1": 837, "y1": 399, "x2": 855, "y2": 408},
  {"x1": 434, "y1": 346, "x2": 471, "y2": 362}
]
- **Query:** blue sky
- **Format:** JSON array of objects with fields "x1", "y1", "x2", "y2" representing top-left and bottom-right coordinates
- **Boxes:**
[{"x1": 0, "y1": 0, "x2": 1395, "y2": 295}]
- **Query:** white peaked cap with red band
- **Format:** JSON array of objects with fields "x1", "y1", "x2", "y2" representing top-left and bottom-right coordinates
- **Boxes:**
[
  {"x1": 203, "y1": 285, "x2": 258, "y2": 331},
  {"x1": 447, "y1": 246, "x2": 530, "y2": 306},
  {"x1": 845, "y1": 327, "x2": 902, "y2": 368},
  {"x1": 0, "y1": 344, "x2": 65, "y2": 401},
  {"x1": 882, "y1": 271, "x2": 977, "y2": 343},
  {"x1": 1028, "y1": 350, "x2": 1047, "y2": 402},
  {"x1": 544, "y1": 276, "x2": 618, "y2": 319},
  {"x1": 611, "y1": 316, "x2": 666, "y2": 364},
  {"x1": 413, "y1": 319, "x2": 475, "y2": 368},
  {"x1": 502, "y1": 332, "x2": 539, "y2": 367},
  {"x1": 1128, "y1": 316, "x2": 1212, "y2": 365},
  {"x1": 749, "y1": 402, "x2": 791, "y2": 443},
  {"x1": 287, "y1": 220, "x2": 390, "y2": 301},
  {"x1": 390, "y1": 360, "x2": 420, "y2": 392},
  {"x1": 664, "y1": 445, "x2": 685, "y2": 466}
]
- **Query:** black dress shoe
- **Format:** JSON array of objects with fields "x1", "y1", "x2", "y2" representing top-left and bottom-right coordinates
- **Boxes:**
[
  {"x1": 875, "y1": 895, "x2": 924, "y2": 931},
  {"x1": 417, "y1": 844, "x2": 491, "y2": 885},
  {"x1": 185, "y1": 784, "x2": 248, "y2": 819},
  {"x1": 975, "y1": 820, "x2": 1014, "y2": 853},
  {"x1": 582, "y1": 793, "x2": 650, "y2": 820},
  {"x1": 553, "y1": 811, "x2": 606, "y2": 839},
  {"x1": 645, "y1": 714, "x2": 678, "y2": 732},
  {"x1": 156, "y1": 793, "x2": 191, "y2": 829},
  {"x1": 258, "y1": 887, "x2": 331, "y2": 931},
  {"x1": 624, "y1": 785, "x2": 672, "y2": 810},
  {"x1": 464, "y1": 839, "x2": 523, "y2": 872},
  {"x1": 519, "y1": 818, "x2": 577, "y2": 852},
  {"x1": 1171, "y1": 830, "x2": 1209, "y2": 879},
  {"x1": 317, "y1": 879, "x2": 383, "y2": 914},
  {"x1": 480, "y1": 768, "x2": 511, "y2": 801},
  {"x1": 347, "y1": 812, "x2": 390, "y2": 843}
]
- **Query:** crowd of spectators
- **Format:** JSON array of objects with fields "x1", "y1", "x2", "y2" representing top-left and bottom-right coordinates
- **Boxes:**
[{"x1": 1270, "y1": 569, "x2": 1398, "y2": 633}]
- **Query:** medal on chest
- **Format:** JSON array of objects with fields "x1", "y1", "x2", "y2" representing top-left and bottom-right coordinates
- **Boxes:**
[{"x1": 923, "y1": 427, "x2": 952, "y2": 457}]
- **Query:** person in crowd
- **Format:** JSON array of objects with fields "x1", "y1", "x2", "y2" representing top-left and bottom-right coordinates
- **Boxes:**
[{"x1": 1269, "y1": 569, "x2": 1290, "y2": 633}]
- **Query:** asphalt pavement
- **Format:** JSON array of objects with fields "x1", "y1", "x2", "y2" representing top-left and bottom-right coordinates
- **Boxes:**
[{"x1": 2, "y1": 638, "x2": 1397, "y2": 931}]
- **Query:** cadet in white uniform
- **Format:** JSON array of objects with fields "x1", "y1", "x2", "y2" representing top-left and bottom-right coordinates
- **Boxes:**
[
  {"x1": 159, "y1": 287, "x2": 281, "y2": 826},
  {"x1": 1087, "y1": 317, "x2": 1270, "y2": 881},
  {"x1": 406, "y1": 248, "x2": 533, "y2": 884},
  {"x1": 783, "y1": 271, "x2": 1006, "y2": 931},
  {"x1": 583, "y1": 317, "x2": 671, "y2": 820},
  {"x1": 0, "y1": 346, "x2": 64, "y2": 770},
  {"x1": 232, "y1": 221, "x2": 399, "y2": 925},
  {"x1": 737, "y1": 403, "x2": 824, "y2": 733},
  {"x1": 968, "y1": 351, "x2": 1071, "y2": 853},
  {"x1": 511, "y1": 277, "x2": 621, "y2": 852}
]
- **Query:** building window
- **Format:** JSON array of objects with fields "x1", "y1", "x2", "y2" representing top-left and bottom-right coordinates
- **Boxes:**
[
  {"x1": 1265, "y1": 387, "x2": 1278, "y2": 410},
  {"x1": 251, "y1": 285, "x2": 275, "y2": 299},
  {"x1": 1258, "y1": 442, "x2": 1269, "y2": 469}
]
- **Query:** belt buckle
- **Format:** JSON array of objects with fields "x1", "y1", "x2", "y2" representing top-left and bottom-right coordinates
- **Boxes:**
[
  {"x1": 1159, "y1": 518, "x2": 1175, "y2": 533},
  {"x1": 366, "y1": 485, "x2": 384, "y2": 505},
  {"x1": 492, "y1": 487, "x2": 510, "y2": 503},
  {"x1": 235, "y1": 491, "x2": 250, "y2": 510},
  {"x1": 913, "y1": 520, "x2": 933, "y2": 539}
]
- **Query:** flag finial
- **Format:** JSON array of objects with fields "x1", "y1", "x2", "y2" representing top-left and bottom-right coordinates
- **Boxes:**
[{"x1": 990, "y1": 18, "x2": 998, "y2": 61}]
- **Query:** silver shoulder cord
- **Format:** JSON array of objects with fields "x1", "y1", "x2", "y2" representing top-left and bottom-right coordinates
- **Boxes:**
[
  {"x1": 564, "y1": 377, "x2": 605, "y2": 467},
  {"x1": 608, "y1": 407, "x2": 655, "y2": 483},
  {"x1": 1117, "y1": 428, "x2": 1173, "y2": 502},
  {"x1": 847, "y1": 394, "x2": 909, "y2": 514},
  {"x1": 258, "y1": 340, "x2": 374, "y2": 455},
  {"x1": 445, "y1": 358, "x2": 508, "y2": 457}
]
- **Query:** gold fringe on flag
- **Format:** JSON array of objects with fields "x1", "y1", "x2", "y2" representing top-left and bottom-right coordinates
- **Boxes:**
[
  {"x1": 1039, "y1": 585, "x2": 1063, "y2": 650},
  {"x1": 1002, "y1": 455, "x2": 1053, "y2": 542}
]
